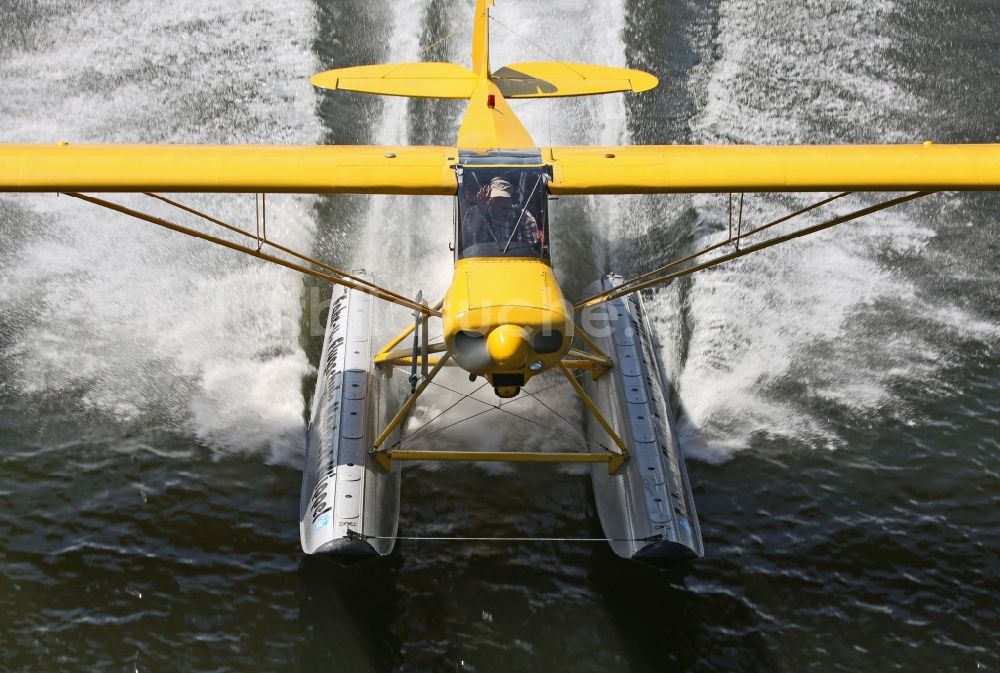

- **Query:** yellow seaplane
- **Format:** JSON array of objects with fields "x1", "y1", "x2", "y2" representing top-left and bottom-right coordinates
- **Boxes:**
[{"x1": 2, "y1": 0, "x2": 998, "y2": 566}]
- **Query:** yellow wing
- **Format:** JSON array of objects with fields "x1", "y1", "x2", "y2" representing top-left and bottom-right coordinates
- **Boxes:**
[
  {"x1": 545, "y1": 144, "x2": 1000, "y2": 194},
  {"x1": 0, "y1": 144, "x2": 458, "y2": 195},
  {"x1": 4, "y1": 142, "x2": 1000, "y2": 196}
]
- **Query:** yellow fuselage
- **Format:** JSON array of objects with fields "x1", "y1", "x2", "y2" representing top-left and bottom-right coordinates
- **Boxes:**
[{"x1": 442, "y1": 257, "x2": 573, "y2": 395}]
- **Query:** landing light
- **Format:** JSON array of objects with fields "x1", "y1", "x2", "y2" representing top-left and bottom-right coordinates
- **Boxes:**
[{"x1": 529, "y1": 360, "x2": 544, "y2": 373}]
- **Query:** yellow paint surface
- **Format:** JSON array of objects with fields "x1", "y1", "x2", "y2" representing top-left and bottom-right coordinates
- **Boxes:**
[
  {"x1": 545, "y1": 144, "x2": 1000, "y2": 193},
  {"x1": 493, "y1": 62, "x2": 659, "y2": 98},
  {"x1": 456, "y1": 80, "x2": 535, "y2": 149},
  {"x1": 0, "y1": 144, "x2": 458, "y2": 194},
  {"x1": 310, "y1": 62, "x2": 479, "y2": 99},
  {"x1": 442, "y1": 258, "x2": 573, "y2": 382}
]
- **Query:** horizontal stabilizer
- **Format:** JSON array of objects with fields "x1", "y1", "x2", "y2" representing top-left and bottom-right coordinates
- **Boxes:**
[
  {"x1": 310, "y1": 61, "x2": 659, "y2": 101},
  {"x1": 492, "y1": 62, "x2": 659, "y2": 98},
  {"x1": 310, "y1": 63, "x2": 479, "y2": 99}
]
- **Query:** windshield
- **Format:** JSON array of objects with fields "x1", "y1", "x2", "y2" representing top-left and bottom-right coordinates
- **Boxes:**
[{"x1": 456, "y1": 167, "x2": 549, "y2": 260}]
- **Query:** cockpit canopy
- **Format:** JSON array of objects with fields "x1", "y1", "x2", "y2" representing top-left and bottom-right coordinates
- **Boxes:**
[{"x1": 456, "y1": 163, "x2": 550, "y2": 260}]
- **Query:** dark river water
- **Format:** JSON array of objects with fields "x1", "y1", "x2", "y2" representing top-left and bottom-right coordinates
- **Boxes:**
[{"x1": 1, "y1": 0, "x2": 998, "y2": 671}]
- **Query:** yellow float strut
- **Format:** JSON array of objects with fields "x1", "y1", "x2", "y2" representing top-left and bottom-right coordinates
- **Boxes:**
[
  {"x1": 370, "y1": 355, "x2": 628, "y2": 474},
  {"x1": 374, "y1": 299, "x2": 445, "y2": 362}
]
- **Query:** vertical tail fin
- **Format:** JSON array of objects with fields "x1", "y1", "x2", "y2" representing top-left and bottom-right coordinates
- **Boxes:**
[{"x1": 471, "y1": 0, "x2": 494, "y2": 77}]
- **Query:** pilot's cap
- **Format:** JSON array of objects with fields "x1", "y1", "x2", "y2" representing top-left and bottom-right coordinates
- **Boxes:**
[{"x1": 489, "y1": 178, "x2": 513, "y2": 199}]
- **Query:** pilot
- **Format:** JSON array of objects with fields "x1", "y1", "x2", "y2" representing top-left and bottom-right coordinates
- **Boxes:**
[{"x1": 463, "y1": 177, "x2": 542, "y2": 253}]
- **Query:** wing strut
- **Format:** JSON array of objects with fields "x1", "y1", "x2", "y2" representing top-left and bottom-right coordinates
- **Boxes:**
[
  {"x1": 575, "y1": 191, "x2": 934, "y2": 310},
  {"x1": 140, "y1": 191, "x2": 417, "y2": 307},
  {"x1": 63, "y1": 192, "x2": 440, "y2": 317}
]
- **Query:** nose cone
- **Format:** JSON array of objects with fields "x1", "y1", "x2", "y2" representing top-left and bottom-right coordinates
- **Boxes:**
[{"x1": 486, "y1": 325, "x2": 530, "y2": 369}]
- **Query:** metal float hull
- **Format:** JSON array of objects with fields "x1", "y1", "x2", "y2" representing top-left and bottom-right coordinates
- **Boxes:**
[
  {"x1": 583, "y1": 275, "x2": 704, "y2": 566},
  {"x1": 299, "y1": 284, "x2": 404, "y2": 562}
]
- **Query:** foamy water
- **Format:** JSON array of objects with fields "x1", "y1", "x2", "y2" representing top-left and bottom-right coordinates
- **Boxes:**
[
  {"x1": 0, "y1": 0, "x2": 322, "y2": 460},
  {"x1": 634, "y1": 0, "x2": 1000, "y2": 461}
]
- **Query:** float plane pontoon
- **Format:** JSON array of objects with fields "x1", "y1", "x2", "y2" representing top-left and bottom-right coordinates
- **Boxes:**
[{"x1": 2, "y1": 0, "x2": 998, "y2": 566}]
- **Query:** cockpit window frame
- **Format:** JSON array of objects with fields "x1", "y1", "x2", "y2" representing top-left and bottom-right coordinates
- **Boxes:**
[{"x1": 454, "y1": 163, "x2": 553, "y2": 262}]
